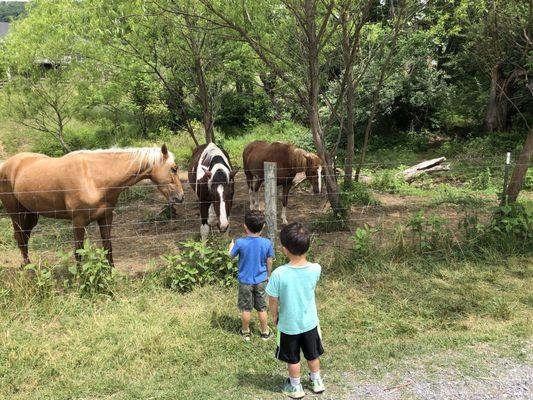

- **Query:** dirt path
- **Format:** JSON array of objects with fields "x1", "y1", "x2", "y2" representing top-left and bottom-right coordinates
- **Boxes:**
[{"x1": 346, "y1": 344, "x2": 532, "y2": 400}]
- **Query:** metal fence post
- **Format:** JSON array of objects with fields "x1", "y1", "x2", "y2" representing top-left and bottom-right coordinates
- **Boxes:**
[
  {"x1": 500, "y1": 152, "x2": 511, "y2": 206},
  {"x1": 264, "y1": 162, "x2": 277, "y2": 250}
]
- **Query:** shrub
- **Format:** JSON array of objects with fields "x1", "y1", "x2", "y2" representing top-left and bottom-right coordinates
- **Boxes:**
[
  {"x1": 487, "y1": 203, "x2": 532, "y2": 253},
  {"x1": 24, "y1": 262, "x2": 56, "y2": 298},
  {"x1": 157, "y1": 240, "x2": 237, "y2": 293},
  {"x1": 310, "y1": 210, "x2": 349, "y2": 233},
  {"x1": 370, "y1": 168, "x2": 407, "y2": 193},
  {"x1": 351, "y1": 224, "x2": 379, "y2": 258},
  {"x1": 407, "y1": 211, "x2": 451, "y2": 253},
  {"x1": 65, "y1": 241, "x2": 116, "y2": 296},
  {"x1": 523, "y1": 168, "x2": 533, "y2": 191},
  {"x1": 341, "y1": 181, "x2": 379, "y2": 208},
  {"x1": 468, "y1": 167, "x2": 493, "y2": 191}
]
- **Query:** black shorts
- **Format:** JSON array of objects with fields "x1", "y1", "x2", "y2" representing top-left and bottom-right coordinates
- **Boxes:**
[{"x1": 275, "y1": 326, "x2": 324, "y2": 364}]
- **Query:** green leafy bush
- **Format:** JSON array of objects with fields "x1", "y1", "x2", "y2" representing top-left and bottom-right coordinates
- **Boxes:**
[
  {"x1": 66, "y1": 241, "x2": 116, "y2": 296},
  {"x1": 310, "y1": 210, "x2": 349, "y2": 233},
  {"x1": 487, "y1": 203, "x2": 532, "y2": 253},
  {"x1": 407, "y1": 211, "x2": 450, "y2": 253},
  {"x1": 468, "y1": 167, "x2": 493, "y2": 190},
  {"x1": 370, "y1": 168, "x2": 407, "y2": 193},
  {"x1": 351, "y1": 224, "x2": 378, "y2": 258},
  {"x1": 341, "y1": 181, "x2": 379, "y2": 208},
  {"x1": 157, "y1": 240, "x2": 237, "y2": 293},
  {"x1": 23, "y1": 262, "x2": 56, "y2": 298}
]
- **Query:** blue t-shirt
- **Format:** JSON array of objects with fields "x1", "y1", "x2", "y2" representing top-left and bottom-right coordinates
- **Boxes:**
[
  {"x1": 230, "y1": 236, "x2": 274, "y2": 285},
  {"x1": 266, "y1": 263, "x2": 321, "y2": 335}
]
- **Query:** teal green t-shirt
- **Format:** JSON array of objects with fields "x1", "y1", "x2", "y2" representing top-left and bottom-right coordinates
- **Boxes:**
[{"x1": 265, "y1": 262, "x2": 321, "y2": 335}]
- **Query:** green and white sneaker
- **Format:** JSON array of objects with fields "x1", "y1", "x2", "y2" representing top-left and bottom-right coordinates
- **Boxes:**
[
  {"x1": 308, "y1": 373, "x2": 325, "y2": 394},
  {"x1": 281, "y1": 378, "x2": 305, "y2": 399},
  {"x1": 240, "y1": 329, "x2": 251, "y2": 342}
]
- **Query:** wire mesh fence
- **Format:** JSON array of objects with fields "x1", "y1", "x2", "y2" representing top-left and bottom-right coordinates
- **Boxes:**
[{"x1": 0, "y1": 157, "x2": 530, "y2": 265}]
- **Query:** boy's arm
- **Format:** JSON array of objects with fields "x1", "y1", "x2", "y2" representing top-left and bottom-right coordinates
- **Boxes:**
[
  {"x1": 228, "y1": 239, "x2": 235, "y2": 257},
  {"x1": 266, "y1": 257, "x2": 273, "y2": 279},
  {"x1": 268, "y1": 296, "x2": 279, "y2": 326}
]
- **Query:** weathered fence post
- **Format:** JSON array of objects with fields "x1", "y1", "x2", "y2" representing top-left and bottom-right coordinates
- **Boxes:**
[
  {"x1": 500, "y1": 152, "x2": 511, "y2": 206},
  {"x1": 264, "y1": 162, "x2": 277, "y2": 250}
]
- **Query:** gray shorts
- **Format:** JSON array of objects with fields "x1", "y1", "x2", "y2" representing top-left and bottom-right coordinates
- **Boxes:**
[{"x1": 238, "y1": 281, "x2": 268, "y2": 312}]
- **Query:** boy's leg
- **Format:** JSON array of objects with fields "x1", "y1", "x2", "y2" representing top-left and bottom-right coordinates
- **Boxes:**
[
  {"x1": 258, "y1": 311, "x2": 269, "y2": 333},
  {"x1": 241, "y1": 310, "x2": 251, "y2": 332},
  {"x1": 238, "y1": 283, "x2": 254, "y2": 338},
  {"x1": 307, "y1": 358, "x2": 320, "y2": 373},
  {"x1": 288, "y1": 362, "x2": 301, "y2": 379},
  {"x1": 253, "y1": 282, "x2": 270, "y2": 335},
  {"x1": 301, "y1": 327, "x2": 325, "y2": 393}
]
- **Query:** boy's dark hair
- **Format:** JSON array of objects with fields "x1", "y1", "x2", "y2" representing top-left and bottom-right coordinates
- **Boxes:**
[
  {"x1": 244, "y1": 210, "x2": 265, "y2": 233},
  {"x1": 280, "y1": 222, "x2": 310, "y2": 256}
]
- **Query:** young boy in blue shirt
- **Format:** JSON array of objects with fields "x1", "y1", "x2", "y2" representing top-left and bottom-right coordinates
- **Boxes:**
[
  {"x1": 266, "y1": 222, "x2": 324, "y2": 398},
  {"x1": 229, "y1": 210, "x2": 274, "y2": 341}
]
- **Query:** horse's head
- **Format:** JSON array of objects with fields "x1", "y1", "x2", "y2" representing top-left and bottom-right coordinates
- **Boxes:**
[
  {"x1": 305, "y1": 153, "x2": 323, "y2": 194},
  {"x1": 150, "y1": 144, "x2": 185, "y2": 205},
  {"x1": 202, "y1": 166, "x2": 238, "y2": 232}
]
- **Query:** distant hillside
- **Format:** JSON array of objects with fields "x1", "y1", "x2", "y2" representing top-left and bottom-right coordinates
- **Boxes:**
[{"x1": 0, "y1": 1, "x2": 26, "y2": 22}]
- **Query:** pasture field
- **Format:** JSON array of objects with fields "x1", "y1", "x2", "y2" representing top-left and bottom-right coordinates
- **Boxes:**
[
  {"x1": 1, "y1": 118, "x2": 532, "y2": 399},
  {"x1": 1, "y1": 254, "x2": 531, "y2": 399}
]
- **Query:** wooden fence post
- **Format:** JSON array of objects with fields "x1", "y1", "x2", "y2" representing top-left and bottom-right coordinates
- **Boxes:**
[
  {"x1": 500, "y1": 152, "x2": 511, "y2": 206},
  {"x1": 264, "y1": 162, "x2": 277, "y2": 250}
]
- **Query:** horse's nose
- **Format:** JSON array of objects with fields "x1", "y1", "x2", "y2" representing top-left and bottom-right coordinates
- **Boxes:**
[
  {"x1": 218, "y1": 222, "x2": 229, "y2": 232},
  {"x1": 170, "y1": 193, "x2": 184, "y2": 204}
]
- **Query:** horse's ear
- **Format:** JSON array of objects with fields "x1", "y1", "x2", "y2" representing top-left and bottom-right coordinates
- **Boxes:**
[
  {"x1": 161, "y1": 144, "x2": 169, "y2": 158},
  {"x1": 230, "y1": 167, "x2": 239, "y2": 179},
  {"x1": 201, "y1": 165, "x2": 212, "y2": 179}
]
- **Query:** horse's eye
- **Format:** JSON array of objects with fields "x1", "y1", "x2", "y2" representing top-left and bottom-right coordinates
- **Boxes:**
[{"x1": 171, "y1": 166, "x2": 178, "y2": 174}]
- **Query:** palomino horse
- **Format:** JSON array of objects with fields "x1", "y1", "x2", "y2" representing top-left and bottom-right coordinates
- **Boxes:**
[
  {"x1": 0, "y1": 145, "x2": 184, "y2": 266},
  {"x1": 188, "y1": 143, "x2": 237, "y2": 240},
  {"x1": 243, "y1": 141, "x2": 323, "y2": 225}
]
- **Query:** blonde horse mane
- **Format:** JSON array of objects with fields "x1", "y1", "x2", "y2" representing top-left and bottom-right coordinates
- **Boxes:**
[
  {"x1": 68, "y1": 147, "x2": 175, "y2": 169},
  {"x1": 290, "y1": 147, "x2": 309, "y2": 170}
]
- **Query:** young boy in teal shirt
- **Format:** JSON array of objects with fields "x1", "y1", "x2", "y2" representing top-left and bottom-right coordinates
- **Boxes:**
[
  {"x1": 230, "y1": 210, "x2": 274, "y2": 341},
  {"x1": 266, "y1": 222, "x2": 325, "y2": 399}
]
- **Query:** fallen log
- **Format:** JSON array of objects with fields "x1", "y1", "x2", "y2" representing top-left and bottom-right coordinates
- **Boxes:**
[{"x1": 402, "y1": 157, "x2": 450, "y2": 183}]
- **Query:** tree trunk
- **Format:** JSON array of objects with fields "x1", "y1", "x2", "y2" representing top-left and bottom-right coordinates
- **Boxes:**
[
  {"x1": 485, "y1": 64, "x2": 510, "y2": 132},
  {"x1": 342, "y1": 10, "x2": 355, "y2": 184},
  {"x1": 304, "y1": 0, "x2": 342, "y2": 215},
  {"x1": 506, "y1": 127, "x2": 533, "y2": 203}
]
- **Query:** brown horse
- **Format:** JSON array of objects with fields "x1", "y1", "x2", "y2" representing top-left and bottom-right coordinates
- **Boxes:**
[
  {"x1": 243, "y1": 141, "x2": 323, "y2": 224},
  {"x1": 0, "y1": 145, "x2": 184, "y2": 266},
  {"x1": 188, "y1": 143, "x2": 237, "y2": 240}
]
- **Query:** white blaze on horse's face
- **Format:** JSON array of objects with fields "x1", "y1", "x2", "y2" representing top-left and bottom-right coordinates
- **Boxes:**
[
  {"x1": 217, "y1": 184, "x2": 229, "y2": 231},
  {"x1": 317, "y1": 165, "x2": 322, "y2": 193}
]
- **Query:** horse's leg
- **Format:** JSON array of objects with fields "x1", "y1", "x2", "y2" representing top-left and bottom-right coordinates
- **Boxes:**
[
  {"x1": 199, "y1": 202, "x2": 210, "y2": 241},
  {"x1": 253, "y1": 179, "x2": 263, "y2": 210},
  {"x1": 21, "y1": 212, "x2": 39, "y2": 264},
  {"x1": 4, "y1": 198, "x2": 34, "y2": 265},
  {"x1": 97, "y1": 210, "x2": 114, "y2": 267},
  {"x1": 245, "y1": 171, "x2": 255, "y2": 210},
  {"x1": 72, "y1": 218, "x2": 88, "y2": 264},
  {"x1": 281, "y1": 184, "x2": 291, "y2": 225},
  {"x1": 10, "y1": 211, "x2": 30, "y2": 266}
]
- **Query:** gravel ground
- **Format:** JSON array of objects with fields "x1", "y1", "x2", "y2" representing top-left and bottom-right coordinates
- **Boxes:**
[{"x1": 346, "y1": 345, "x2": 532, "y2": 400}]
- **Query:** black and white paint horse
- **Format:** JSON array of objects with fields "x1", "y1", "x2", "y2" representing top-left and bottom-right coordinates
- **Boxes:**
[{"x1": 188, "y1": 143, "x2": 237, "y2": 240}]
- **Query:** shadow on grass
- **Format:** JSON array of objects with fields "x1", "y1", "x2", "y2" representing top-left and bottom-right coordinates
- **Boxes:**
[
  {"x1": 210, "y1": 311, "x2": 242, "y2": 334},
  {"x1": 237, "y1": 372, "x2": 285, "y2": 393}
]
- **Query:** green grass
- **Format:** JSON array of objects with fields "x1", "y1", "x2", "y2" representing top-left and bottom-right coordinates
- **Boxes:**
[{"x1": 0, "y1": 254, "x2": 531, "y2": 399}]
